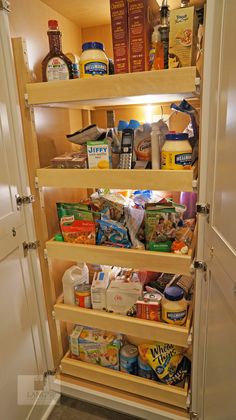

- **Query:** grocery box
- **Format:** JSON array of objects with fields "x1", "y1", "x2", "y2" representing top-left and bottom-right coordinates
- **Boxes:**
[
  {"x1": 87, "y1": 140, "x2": 111, "y2": 169},
  {"x1": 110, "y1": 0, "x2": 129, "y2": 73},
  {"x1": 106, "y1": 281, "x2": 143, "y2": 314},
  {"x1": 69, "y1": 326, "x2": 122, "y2": 370},
  {"x1": 169, "y1": 5, "x2": 197, "y2": 68},
  {"x1": 127, "y1": 0, "x2": 159, "y2": 72},
  {"x1": 91, "y1": 270, "x2": 111, "y2": 310}
]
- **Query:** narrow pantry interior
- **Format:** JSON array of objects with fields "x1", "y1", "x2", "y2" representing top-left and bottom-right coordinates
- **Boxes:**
[{"x1": 8, "y1": 0, "x2": 206, "y2": 418}]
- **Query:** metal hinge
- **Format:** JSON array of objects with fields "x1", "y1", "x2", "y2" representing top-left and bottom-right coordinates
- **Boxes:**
[
  {"x1": 190, "y1": 411, "x2": 199, "y2": 420},
  {"x1": 193, "y1": 260, "x2": 207, "y2": 271},
  {"x1": 0, "y1": 0, "x2": 10, "y2": 12},
  {"x1": 43, "y1": 369, "x2": 57, "y2": 378},
  {"x1": 196, "y1": 203, "x2": 210, "y2": 215},
  {"x1": 16, "y1": 194, "x2": 35, "y2": 210},
  {"x1": 23, "y1": 240, "x2": 40, "y2": 257}
]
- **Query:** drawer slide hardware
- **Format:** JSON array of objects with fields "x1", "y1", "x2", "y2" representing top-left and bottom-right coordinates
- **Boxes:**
[
  {"x1": 43, "y1": 369, "x2": 57, "y2": 378},
  {"x1": 0, "y1": 0, "x2": 10, "y2": 12},
  {"x1": 23, "y1": 240, "x2": 40, "y2": 257},
  {"x1": 16, "y1": 194, "x2": 35, "y2": 210},
  {"x1": 190, "y1": 412, "x2": 199, "y2": 420}
]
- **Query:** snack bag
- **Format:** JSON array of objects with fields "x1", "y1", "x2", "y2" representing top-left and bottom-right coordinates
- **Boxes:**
[
  {"x1": 138, "y1": 342, "x2": 189, "y2": 385},
  {"x1": 57, "y1": 203, "x2": 96, "y2": 244},
  {"x1": 96, "y1": 219, "x2": 131, "y2": 248}
]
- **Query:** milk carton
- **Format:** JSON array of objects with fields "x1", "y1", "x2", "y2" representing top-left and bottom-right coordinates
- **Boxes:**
[
  {"x1": 87, "y1": 140, "x2": 111, "y2": 169},
  {"x1": 91, "y1": 270, "x2": 111, "y2": 310}
]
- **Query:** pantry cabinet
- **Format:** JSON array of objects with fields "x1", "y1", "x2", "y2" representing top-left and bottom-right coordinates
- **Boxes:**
[{"x1": 1, "y1": 0, "x2": 236, "y2": 419}]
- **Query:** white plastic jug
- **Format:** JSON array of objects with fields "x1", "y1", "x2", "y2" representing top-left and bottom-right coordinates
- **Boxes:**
[{"x1": 62, "y1": 263, "x2": 89, "y2": 305}]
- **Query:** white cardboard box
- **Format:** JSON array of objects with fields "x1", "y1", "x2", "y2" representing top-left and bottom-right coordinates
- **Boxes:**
[
  {"x1": 91, "y1": 271, "x2": 110, "y2": 310},
  {"x1": 106, "y1": 281, "x2": 143, "y2": 315}
]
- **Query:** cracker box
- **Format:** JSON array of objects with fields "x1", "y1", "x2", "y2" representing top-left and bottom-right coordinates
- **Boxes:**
[
  {"x1": 87, "y1": 140, "x2": 111, "y2": 169},
  {"x1": 169, "y1": 5, "x2": 197, "y2": 68},
  {"x1": 110, "y1": 0, "x2": 129, "y2": 73},
  {"x1": 127, "y1": 0, "x2": 159, "y2": 72},
  {"x1": 91, "y1": 270, "x2": 111, "y2": 310}
]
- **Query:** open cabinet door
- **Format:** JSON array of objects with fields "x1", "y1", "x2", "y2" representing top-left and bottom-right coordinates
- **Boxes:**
[
  {"x1": 192, "y1": 1, "x2": 236, "y2": 419},
  {"x1": 0, "y1": 5, "x2": 57, "y2": 419}
]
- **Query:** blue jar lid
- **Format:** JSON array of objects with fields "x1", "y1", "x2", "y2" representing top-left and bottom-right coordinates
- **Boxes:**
[
  {"x1": 82, "y1": 42, "x2": 104, "y2": 51},
  {"x1": 128, "y1": 119, "x2": 140, "y2": 130},
  {"x1": 165, "y1": 133, "x2": 189, "y2": 141},
  {"x1": 164, "y1": 286, "x2": 184, "y2": 301},
  {"x1": 117, "y1": 120, "x2": 129, "y2": 131}
]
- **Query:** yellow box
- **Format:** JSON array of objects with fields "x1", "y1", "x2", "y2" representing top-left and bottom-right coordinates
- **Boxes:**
[{"x1": 169, "y1": 6, "x2": 197, "y2": 68}]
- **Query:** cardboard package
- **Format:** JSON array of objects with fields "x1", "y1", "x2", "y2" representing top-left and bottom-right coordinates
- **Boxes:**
[
  {"x1": 106, "y1": 281, "x2": 143, "y2": 314},
  {"x1": 110, "y1": 0, "x2": 129, "y2": 73},
  {"x1": 169, "y1": 5, "x2": 197, "y2": 68},
  {"x1": 91, "y1": 271, "x2": 111, "y2": 310},
  {"x1": 127, "y1": 0, "x2": 159, "y2": 72}
]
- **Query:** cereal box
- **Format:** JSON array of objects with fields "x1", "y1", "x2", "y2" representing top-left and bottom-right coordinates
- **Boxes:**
[
  {"x1": 110, "y1": 0, "x2": 129, "y2": 73},
  {"x1": 87, "y1": 140, "x2": 111, "y2": 169},
  {"x1": 169, "y1": 5, "x2": 197, "y2": 68},
  {"x1": 91, "y1": 270, "x2": 111, "y2": 310}
]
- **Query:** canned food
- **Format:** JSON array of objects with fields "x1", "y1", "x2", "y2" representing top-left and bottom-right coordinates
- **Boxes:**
[
  {"x1": 143, "y1": 292, "x2": 162, "y2": 302},
  {"x1": 120, "y1": 344, "x2": 138, "y2": 375},
  {"x1": 138, "y1": 356, "x2": 157, "y2": 381},
  {"x1": 75, "y1": 284, "x2": 91, "y2": 308}
]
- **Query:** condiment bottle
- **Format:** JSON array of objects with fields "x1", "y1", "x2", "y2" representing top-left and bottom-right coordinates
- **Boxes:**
[
  {"x1": 161, "y1": 132, "x2": 192, "y2": 170},
  {"x1": 42, "y1": 20, "x2": 73, "y2": 82},
  {"x1": 161, "y1": 286, "x2": 188, "y2": 325},
  {"x1": 149, "y1": 26, "x2": 164, "y2": 71},
  {"x1": 159, "y1": 0, "x2": 170, "y2": 69}
]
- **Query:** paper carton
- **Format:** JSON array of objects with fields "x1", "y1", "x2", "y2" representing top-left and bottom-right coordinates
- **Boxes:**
[
  {"x1": 110, "y1": 0, "x2": 129, "y2": 73},
  {"x1": 91, "y1": 271, "x2": 111, "y2": 310},
  {"x1": 106, "y1": 281, "x2": 143, "y2": 314},
  {"x1": 169, "y1": 6, "x2": 197, "y2": 68},
  {"x1": 127, "y1": 0, "x2": 159, "y2": 72}
]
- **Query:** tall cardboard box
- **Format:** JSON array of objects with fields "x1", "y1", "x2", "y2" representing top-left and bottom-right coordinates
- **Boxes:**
[
  {"x1": 128, "y1": 0, "x2": 159, "y2": 73},
  {"x1": 110, "y1": 0, "x2": 129, "y2": 74},
  {"x1": 169, "y1": 5, "x2": 197, "y2": 68}
]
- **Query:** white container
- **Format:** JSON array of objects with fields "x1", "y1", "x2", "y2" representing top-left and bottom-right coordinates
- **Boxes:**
[
  {"x1": 91, "y1": 270, "x2": 110, "y2": 310},
  {"x1": 80, "y1": 41, "x2": 109, "y2": 78},
  {"x1": 62, "y1": 263, "x2": 89, "y2": 305},
  {"x1": 106, "y1": 281, "x2": 143, "y2": 315},
  {"x1": 161, "y1": 133, "x2": 192, "y2": 170},
  {"x1": 151, "y1": 120, "x2": 169, "y2": 169}
]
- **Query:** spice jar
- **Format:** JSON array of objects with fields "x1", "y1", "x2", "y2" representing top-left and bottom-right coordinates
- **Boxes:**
[
  {"x1": 161, "y1": 133, "x2": 192, "y2": 170},
  {"x1": 80, "y1": 42, "x2": 109, "y2": 78},
  {"x1": 161, "y1": 286, "x2": 188, "y2": 325}
]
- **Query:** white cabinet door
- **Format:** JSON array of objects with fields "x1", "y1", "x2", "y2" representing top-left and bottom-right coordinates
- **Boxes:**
[
  {"x1": 0, "y1": 8, "x2": 54, "y2": 419},
  {"x1": 192, "y1": 1, "x2": 236, "y2": 419}
]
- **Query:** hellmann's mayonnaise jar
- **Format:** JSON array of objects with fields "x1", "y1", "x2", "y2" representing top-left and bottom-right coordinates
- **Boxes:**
[
  {"x1": 162, "y1": 286, "x2": 188, "y2": 325},
  {"x1": 80, "y1": 42, "x2": 109, "y2": 78},
  {"x1": 161, "y1": 133, "x2": 192, "y2": 170}
]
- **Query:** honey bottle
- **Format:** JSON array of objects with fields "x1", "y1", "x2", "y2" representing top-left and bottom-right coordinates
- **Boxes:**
[{"x1": 42, "y1": 20, "x2": 73, "y2": 82}]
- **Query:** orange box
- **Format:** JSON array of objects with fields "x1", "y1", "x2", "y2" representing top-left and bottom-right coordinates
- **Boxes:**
[{"x1": 110, "y1": 0, "x2": 129, "y2": 74}]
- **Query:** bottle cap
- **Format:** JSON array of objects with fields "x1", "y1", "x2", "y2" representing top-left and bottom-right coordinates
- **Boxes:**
[
  {"x1": 165, "y1": 133, "x2": 189, "y2": 141},
  {"x1": 82, "y1": 42, "x2": 104, "y2": 51},
  {"x1": 117, "y1": 120, "x2": 129, "y2": 131},
  {"x1": 128, "y1": 119, "x2": 140, "y2": 130},
  {"x1": 48, "y1": 20, "x2": 59, "y2": 30},
  {"x1": 164, "y1": 286, "x2": 184, "y2": 301},
  {"x1": 54, "y1": 233, "x2": 64, "y2": 241}
]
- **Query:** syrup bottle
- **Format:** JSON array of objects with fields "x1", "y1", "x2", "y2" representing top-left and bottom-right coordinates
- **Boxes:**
[{"x1": 42, "y1": 20, "x2": 73, "y2": 82}]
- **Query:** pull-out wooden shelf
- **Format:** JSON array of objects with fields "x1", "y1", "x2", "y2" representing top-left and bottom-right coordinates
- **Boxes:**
[
  {"x1": 61, "y1": 352, "x2": 189, "y2": 409},
  {"x1": 54, "y1": 303, "x2": 192, "y2": 347},
  {"x1": 37, "y1": 167, "x2": 196, "y2": 192},
  {"x1": 26, "y1": 67, "x2": 197, "y2": 108},
  {"x1": 46, "y1": 241, "x2": 194, "y2": 275}
]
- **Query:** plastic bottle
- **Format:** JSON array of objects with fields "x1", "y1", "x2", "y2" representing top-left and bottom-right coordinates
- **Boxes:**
[
  {"x1": 42, "y1": 20, "x2": 73, "y2": 82},
  {"x1": 62, "y1": 263, "x2": 89, "y2": 305},
  {"x1": 151, "y1": 120, "x2": 169, "y2": 169},
  {"x1": 149, "y1": 26, "x2": 164, "y2": 71},
  {"x1": 79, "y1": 42, "x2": 109, "y2": 78}
]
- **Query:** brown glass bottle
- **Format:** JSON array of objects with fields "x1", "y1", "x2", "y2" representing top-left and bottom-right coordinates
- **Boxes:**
[{"x1": 42, "y1": 20, "x2": 73, "y2": 82}]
